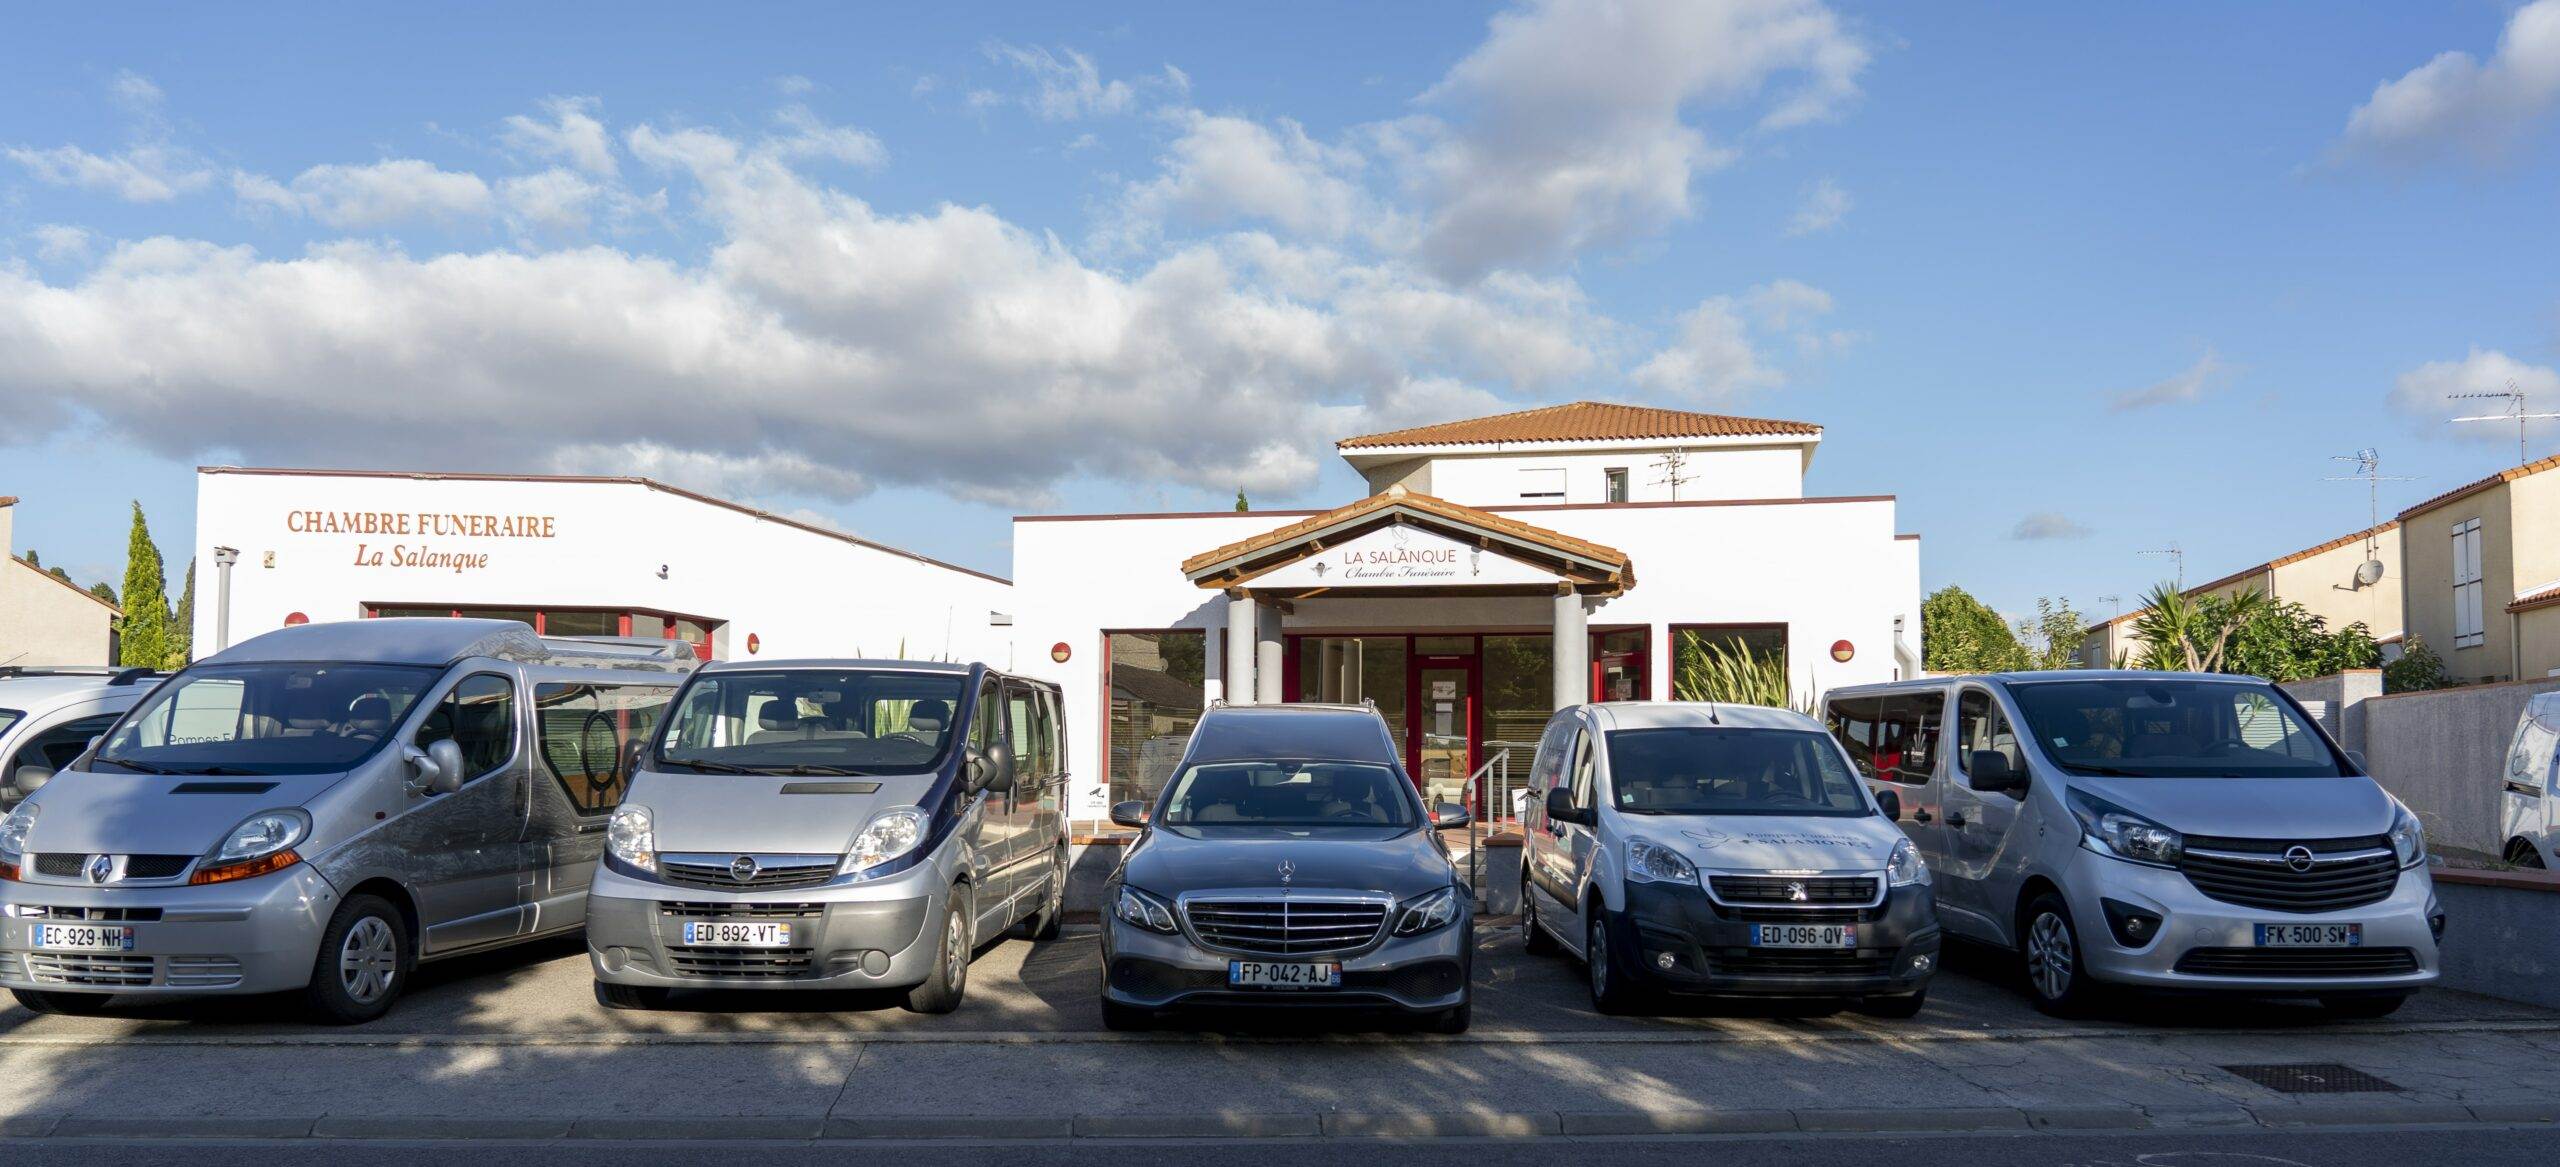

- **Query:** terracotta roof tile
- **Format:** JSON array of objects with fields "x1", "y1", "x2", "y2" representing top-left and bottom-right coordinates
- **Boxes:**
[
  {"x1": 1337, "y1": 400, "x2": 1820, "y2": 449},
  {"x1": 1180, "y1": 487, "x2": 1631, "y2": 591},
  {"x1": 2088, "y1": 519, "x2": 2397, "y2": 628},
  {"x1": 2511, "y1": 579, "x2": 2560, "y2": 614},
  {"x1": 2398, "y1": 452, "x2": 2560, "y2": 520}
]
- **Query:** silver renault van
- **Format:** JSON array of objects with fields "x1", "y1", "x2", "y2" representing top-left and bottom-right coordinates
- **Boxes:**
[
  {"x1": 1825, "y1": 672, "x2": 2441, "y2": 1017},
  {"x1": 585, "y1": 660, "x2": 1069, "y2": 1013},
  {"x1": 0, "y1": 618, "x2": 693, "y2": 1022}
]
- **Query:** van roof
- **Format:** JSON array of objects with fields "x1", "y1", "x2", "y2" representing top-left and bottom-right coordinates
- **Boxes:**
[
  {"x1": 1183, "y1": 703, "x2": 1400, "y2": 767},
  {"x1": 697, "y1": 658, "x2": 975, "y2": 676},
  {"x1": 206, "y1": 618, "x2": 697, "y2": 673},
  {"x1": 1590, "y1": 702, "x2": 1820, "y2": 732},
  {"x1": 1826, "y1": 669, "x2": 2276, "y2": 699},
  {"x1": 0, "y1": 669, "x2": 167, "y2": 713}
]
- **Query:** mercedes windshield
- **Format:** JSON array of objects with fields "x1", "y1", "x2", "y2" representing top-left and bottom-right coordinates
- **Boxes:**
[
  {"x1": 653, "y1": 668, "x2": 970, "y2": 776},
  {"x1": 1158, "y1": 761, "x2": 1422, "y2": 829}
]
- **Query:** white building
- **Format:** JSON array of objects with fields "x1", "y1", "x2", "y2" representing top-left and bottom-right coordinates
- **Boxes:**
[
  {"x1": 190, "y1": 468, "x2": 1015, "y2": 666},
  {"x1": 1010, "y1": 401, "x2": 1924, "y2": 823}
]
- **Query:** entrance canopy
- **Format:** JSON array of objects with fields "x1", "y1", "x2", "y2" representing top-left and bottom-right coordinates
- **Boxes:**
[{"x1": 1179, "y1": 485, "x2": 1633, "y2": 599}]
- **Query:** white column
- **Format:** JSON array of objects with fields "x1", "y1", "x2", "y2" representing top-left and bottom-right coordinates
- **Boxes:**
[
  {"x1": 1203, "y1": 627, "x2": 1226, "y2": 706},
  {"x1": 1226, "y1": 592, "x2": 1259, "y2": 705},
  {"x1": 1256, "y1": 603, "x2": 1285, "y2": 704},
  {"x1": 1552, "y1": 588, "x2": 1589, "y2": 710}
]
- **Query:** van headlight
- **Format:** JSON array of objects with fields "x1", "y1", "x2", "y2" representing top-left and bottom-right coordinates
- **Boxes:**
[
  {"x1": 1886, "y1": 837, "x2": 1930, "y2": 887},
  {"x1": 192, "y1": 809, "x2": 310, "y2": 885},
  {"x1": 2389, "y1": 802, "x2": 2426, "y2": 869},
  {"x1": 1625, "y1": 836, "x2": 1698, "y2": 885},
  {"x1": 606, "y1": 804, "x2": 657, "y2": 874},
  {"x1": 0, "y1": 802, "x2": 36, "y2": 877},
  {"x1": 1394, "y1": 887, "x2": 1460, "y2": 936},
  {"x1": 1114, "y1": 886, "x2": 1178, "y2": 933},
  {"x1": 2068, "y1": 790, "x2": 2182, "y2": 868},
  {"x1": 841, "y1": 807, "x2": 928, "y2": 877}
]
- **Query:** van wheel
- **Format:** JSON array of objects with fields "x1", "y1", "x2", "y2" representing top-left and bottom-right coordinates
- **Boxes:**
[
  {"x1": 903, "y1": 886, "x2": 972, "y2": 1015},
  {"x1": 594, "y1": 981, "x2": 671, "y2": 1011},
  {"x1": 1520, "y1": 874, "x2": 1558, "y2": 955},
  {"x1": 2020, "y1": 893, "x2": 2104, "y2": 1017},
  {"x1": 2507, "y1": 839, "x2": 2547, "y2": 869},
  {"x1": 302, "y1": 894, "x2": 411, "y2": 1025},
  {"x1": 1857, "y1": 991, "x2": 1927, "y2": 1019},
  {"x1": 1100, "y1": 997, "x2": 1151, "y2": 1031},
  {"x1": 2320, "y1": 993, "x2": 2410, "y2": 1020},
  {"x1": 1015, "y1": 846, "x2": 1068, "y2": 941},
  {"x1": 11, "y1": 989, "x2": 114, "y2": 1016},
  {"x1": 1426, "y1": 996, "x2": 1473, "y2": 1034},
  {"x1": 1586, "y1": 908, "x2": 1650, "y2": 1015}
]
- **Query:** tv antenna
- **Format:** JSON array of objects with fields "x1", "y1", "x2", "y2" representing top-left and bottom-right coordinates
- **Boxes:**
[
  {"x1": 1648, "y1": 447, "x2": 1697, "y2": 501},
  {"x1": 2448, "y1": 381, "x2": 2559, "y2": 465},
  {"x1": 2324, "y1": 448, "x2": 2417, "y2": 588},
  {"x1": 2097, "y1": 594, "x2": 2122, "y2": 621},
  {"x1": 2139, "y1": 542, "x2": 2184, "y2": 589}
]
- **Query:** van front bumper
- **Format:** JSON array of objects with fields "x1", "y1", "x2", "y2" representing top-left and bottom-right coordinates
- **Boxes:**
[
  {"x1": 0, "y1": 866, "x2": 339, "y2": 997},
  {"x1": 2064, "y1": 846, "x2": 2441, "y2": 995},
  {"x1": 1100, "y1": 900, "x2": 1472, "y2": 1014},
  {"x1": 1620, "y1": 879, "x2": 1939, "y2": 998},
  {"x1": 586, "y1": 860, "x2": 948, "y2": 991}
]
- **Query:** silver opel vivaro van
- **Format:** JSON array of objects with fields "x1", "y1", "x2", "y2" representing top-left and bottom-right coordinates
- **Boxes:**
[
  {"x1": 1825, "y1": 671, "x2": 2440, "y2": 1017},
  {"x1": 585, "y1": 660, "x2": 1069, "y2": 1013},
  {"x1": 0, "y1": 618, "x2": 694, "y2": 1022}
]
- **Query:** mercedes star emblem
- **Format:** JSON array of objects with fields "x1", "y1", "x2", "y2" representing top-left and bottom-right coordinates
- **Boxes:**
[
  {"x1": 86, "y1": 854, "x2": 113, "y2": 885},
  {"x1": 2284, "y1": 845, "x2": 2316, "y2": 873},
  {"x1": 1277, "y1": 859, "x2": 1295, "y2": 886},
  {"x1": 728, "y1": 855, "x2": 761, "y2": 883}
]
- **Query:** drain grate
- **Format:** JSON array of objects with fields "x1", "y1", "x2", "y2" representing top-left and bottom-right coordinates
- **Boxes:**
[{"x1": 2220, "y1": 1063, "x2": 2403, "y2": 1094}]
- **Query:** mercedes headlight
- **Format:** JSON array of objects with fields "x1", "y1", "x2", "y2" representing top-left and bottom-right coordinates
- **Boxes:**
[
  {"x1": 1625, "y1": 836, "x2": 1698, "y2": 885},
  {"x1": 2068, "y1": 790, "x2": 2182, "y2": 868},
  {"x1": 841, "y1": 807, "x2": 928, "y2": 877},
  {"x1": 607, "y1": 804, "x2": 657, "y2": 874},
  {"x1": 1393, "y1": 886, "x2": 1460, "y2": 936},
  {"x1": 1886, "y1": 837, "x2": 1930, "y2": 887},
  {"x1": 1114, "y1": 886, "x2": 1178, "y2": 933},
  {"x1": 192, "y1": 809, "x2": 310, "y2": 885},
  {"x1": 2389, "y1": 802, "x2": 2427, "y2": 869}
]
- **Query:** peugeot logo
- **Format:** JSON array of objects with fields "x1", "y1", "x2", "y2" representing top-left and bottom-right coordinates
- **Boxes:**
[
  {"x1": 1787, "y1": 881, "x2": 1808, "y2": 903},
  {"x1": 2283, "y1": 845, "x2": 2317, "y2": 873},
  {"x1": 1277, "y1": 860, "x2": 1295, "y2": 886},
  {"x1": 728, "y1": 855, "x2": 761, "y2": 883},
  {"x1": 85, "y1": 855, "x2": 113, "y2": 885}
]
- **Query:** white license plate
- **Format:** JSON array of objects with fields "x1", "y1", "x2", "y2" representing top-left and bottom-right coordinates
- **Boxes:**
[
  {"x1": 1749, "y1": 923, "x2": 1858, "y2": 948},
  {"x1": 2255, "y1": 923, "x2": 2362, "y2": 947},
  {"x1": 32, "y1": 923, "x2": 135, "y2": 952},
  {"x1": 680, "y1": 921, "x2": 793, "y2": 947},
  {"x1": 1227, "y1": 960, "x2": 1341, "y2": 989}
]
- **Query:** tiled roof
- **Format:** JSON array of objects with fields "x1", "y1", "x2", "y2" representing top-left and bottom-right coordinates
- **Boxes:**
[
  {"x1": 1180, "y1": 486, "x2": 1631, "y2": 590},
  {"x1": 2398, "y1": 452, "x2": 2560, "y2": 520},
  {"x1": 2089, "y1": 520, "x2": 2398, "y2": 629},
  {"x1": 2511, "y1": 579, "x2": 2560, "y2": 615},
  {"x1": 1337, "y1": 400, "x2": 1820, "y2": 450}
]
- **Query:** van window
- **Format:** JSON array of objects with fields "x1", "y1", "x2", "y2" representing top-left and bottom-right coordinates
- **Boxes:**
[
  {"x1": 658, "y1": 669, "x2": 968, "y2": 776},
  {"x1": 1953, "y1": 690, "x2": 2025, "y2": 790},
  {"x1": 2006, "y1": 678, "x2": 2348, "y2": 778},
  {"x1": 98, "y1": 663, "x2": 439, "y2": 776},
  {"x1": 1826, "y1": 696, "x2": 1881, "y2": 777},
  {"x1": 1569, "y1": 730, "x2": 1597, "y2": 806},
  {"x1": 1532, "y1": 717, "x2": 1574, "y2": 790},
  {"x1": 416, "y1": 673, "x2": 517, "y2": 781},
  {"x1": 1006, "y1": 685, "x2": 1037, "y2": 772},
  {"x1": 1873, "y1": 692, "x2": 1943, "y2": 785},
  {"x1": 5, "y1": 712, "x2": 121, "y2": 796},
  {"x1": 1031, "y1": 687, "x2": 1060, "y2": 777},
  {"x1": 535, "y1": 683, "x2": 675, "y2": 814}
]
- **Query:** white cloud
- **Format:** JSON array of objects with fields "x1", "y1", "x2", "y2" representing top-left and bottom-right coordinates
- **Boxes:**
[
  {"x1": 5, "y1": 142, "x2": 212, "y2": 203},
  {"x1": 108, "y1": 70, "x2": 165, "y2": 113},
  {"x1": 2107, "y1": 350, "x2": 2228, "y2": 412},
  {"x1": 768, "y1": 104, "x2": 888, "y2": 167},
  {"x1": 1785, "y1": 177, "x2": 1850, "y2": 235},
  {"x1": 235, "y1": 159, "x2": 496, "y2": 228},
  {"x1": 1112, "y1": 111, "x2": 1385, "y2": 246},
  {"x1": 1406, "y1": 0, "x2": 1869, "y2": 279},
  {"x1": 1629, "y1": 278, "x2": 1837, "y2": 402},
  {"x1": 500, "y1": 96, "x2": 618, "y2": 177},
  {"x1": 983, "y1": 43, "x2": 1140, "y2": 120},
  {"x1": 29, "y1": 225, "x2": 94, "y2": 264},
  {"x1": 2389, "y1": 348, "x2": 2560, "y2": 442},
  {"x1": 2334, "y1": 0, "x2": 2560, "y2": 165},
  {"x1": 2012, "y1": 513, "x2": 2090, "y2": 541},
  {"x1": 498, "y1": 168, "x2": 602, "y2": 233}
]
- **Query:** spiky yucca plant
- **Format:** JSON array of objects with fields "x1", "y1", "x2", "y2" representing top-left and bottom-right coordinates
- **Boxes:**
[{"x1": 1672, "y1": 635, "x2": 1816, "y2": 716}]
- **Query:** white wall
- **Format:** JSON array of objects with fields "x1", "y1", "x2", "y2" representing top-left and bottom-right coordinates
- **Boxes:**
[
  {"x1": 1, "y1": 504, "x2": 118, "y2": 666},
  {"x1": 191, "y1": 471, "x2": 1015, "y2": 667},
  {"x1": 1411, "y1": 446, "x2": 1808, "y2": 506},
  {"x1": 1011, "y1": 496, "x2": 1916, "y2": 822}
]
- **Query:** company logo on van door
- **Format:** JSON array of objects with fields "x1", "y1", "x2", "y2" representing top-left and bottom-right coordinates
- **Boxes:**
[{"x1": 281, "y1": 508, "x2": 559, "y2": 574}]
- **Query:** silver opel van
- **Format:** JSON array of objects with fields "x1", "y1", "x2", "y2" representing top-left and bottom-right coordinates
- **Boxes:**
[
  {"x1": 1825, "y1": 671, "x2": 2441, "y2": 1017},
  {"x1": 0, "y1": 618, "x2": 693, "y2": 1022},
  {"x1": 586, "y1": 660, "x2": 1069, "y2": 1013}
]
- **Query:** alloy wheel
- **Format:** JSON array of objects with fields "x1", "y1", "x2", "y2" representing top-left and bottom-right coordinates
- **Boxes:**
[
  {"x1": 2025, "y1": 912, "x2": 2073, "y2": 1001},
  {"x1": 942, "y1": 910, "x2": 967, "y2": 991},
  {"x1": 339, "y1": 916, "x2": 398, "y2": 1005},
  {"x1": 1587, "y1": 916, "x2": 1609, "y2": 997}
]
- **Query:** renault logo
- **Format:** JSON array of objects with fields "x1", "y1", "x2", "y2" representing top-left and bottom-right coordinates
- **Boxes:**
[
  {"x1": 86, "y1": 855, "x2": 113, "y2": 885},
  {"x1": 728, "y1": 855, "x2": 761, "y2": 883},
  {"x1": 1277, "y1": 860, "x2": 1295, "y2": 886},
  {"x1": 1786, "y1": 881, "x2": 1808, "y2": 902},
  {"x1": 2284, "y1": 846, "x2": 2317, "y2": 873}
]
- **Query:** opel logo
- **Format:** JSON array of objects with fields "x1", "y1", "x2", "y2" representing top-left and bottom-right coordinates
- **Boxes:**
[
  {"x1": 2284, "y1": 845, "x2": 2316, "y2": 873},
  {"x1": 1787, "y1": 881, "x2": 1808, "y2": 902},
  {"x1": 1277, "y1": 860, "x2": 1295, "y2": 886},
  {"x1": 86, "y1": 855, "x2": 113, "y2": 885},
  {"x1": 728, "y1": 855, "x2": 760, "y2": 883}
]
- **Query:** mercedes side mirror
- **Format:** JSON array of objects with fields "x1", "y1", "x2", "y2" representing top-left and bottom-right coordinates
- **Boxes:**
[
  {"x1": 1873, "y1": 787, "x2": 1902, "y2": 823},
  {"x1": 1433, "y1": 803, "x2": 1472, "y2": 831},
  {"x1": 1109, "y1": 800, "x2": 1150, "y2": 829},
  {"x1": 425, "y1": 739, "x2": 468, "y2": 796}
]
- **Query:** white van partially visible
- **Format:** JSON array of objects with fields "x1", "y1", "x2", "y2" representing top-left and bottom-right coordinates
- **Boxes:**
[{"x1": 2499, "y1": 692, "x2": 2560, "y2": 869}]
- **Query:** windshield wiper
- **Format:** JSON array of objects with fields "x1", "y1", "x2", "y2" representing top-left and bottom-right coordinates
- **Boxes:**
[
  {"x1": 661, "y1": 758, "x2": 758, "y2": 774},
  {"x1": 99, "y1": 758, "x2": 179, "y2": 774},
  {"x1": 767, "y1": 765, "x2": 868, "y2": 777},
  {"x1": 2066, "y1": 764, "x2": 2158, "y2": 778}
]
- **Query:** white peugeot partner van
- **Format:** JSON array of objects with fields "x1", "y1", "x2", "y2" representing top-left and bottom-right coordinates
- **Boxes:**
[
  {"x1": 1520, "y1": 702, "x2": 1938, "y2": 1016},
  {"x1": 2499, "y1": 691, "x2": 2560, "y2": 869}
]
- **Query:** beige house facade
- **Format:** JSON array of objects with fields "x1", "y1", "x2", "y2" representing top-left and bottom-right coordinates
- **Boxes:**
[
  {"x1": 0, "y1": 497, "x2": 121, "y2": 666},
  {"x1": 2078, "y1": 520, "x2": 2403, "y2": 668},
  {"x1": 2398, "y1": 453, "x2": 2560, "y2": 684}
]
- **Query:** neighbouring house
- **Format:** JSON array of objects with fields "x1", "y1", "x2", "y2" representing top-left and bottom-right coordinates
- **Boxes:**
[
  {"x1": 2077, "y1": 519, "x2": 2404, "y2": 668},
  {"x1": 0, "y1": 497, "x2": 122, "y2": 666},
  {"x1": 2397, "y1": 452, "x2": 2560, "y2": 684}
]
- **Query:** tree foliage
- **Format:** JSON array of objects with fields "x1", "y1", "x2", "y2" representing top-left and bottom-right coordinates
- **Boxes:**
[
  {"x1": 169, "y1": 557, "x2": 196, "y2": 668},
  {"x1": 1233, "y1": 488, "x2": 1249, "y2": 512},
  {"x1": 2383, "y1": 635, "x2": 2449, "y2": 693},
  {"x1": 2015, "y1": 597, "x2": 2089, "y2": 671},
  {"x1": 2130, "y1": 581, "x2": 2381, "y2": 682},
  {"x1": 1671, "y1": 634, "x2": 1811, "y2": 713},
  {"x1": 1922, "y1": 586, "x2": 2028, "y2": 673},
  {"x1": 118, "y1": 501, "x2": 175, "y2": 669}
]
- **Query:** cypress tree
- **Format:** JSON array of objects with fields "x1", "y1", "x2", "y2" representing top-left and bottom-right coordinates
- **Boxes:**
[
  {"x1": 169, "y1": 557, "x2": 196, "y2": 668},
  {"x1": 118, "y1": 501, "x2": 173, "y2": 669},
  {"x1": 1233, "y1": 488, "x2": 1250, "y2": 512}
]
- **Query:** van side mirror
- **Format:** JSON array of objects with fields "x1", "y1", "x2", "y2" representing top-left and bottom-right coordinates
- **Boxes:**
[
  {"x1": 1544, "y1": 787, "x2": 1594, "y2": 827},
  {"x1": 1873, "y1": 788, "x2": 1902, "y2": 823},
  {"x1": 619, "y1": 737, "x2": 647, "y2": 780},
  {"x1": 2345, "y1": 749, "x2": 2368, "y2": 774},
  {"x1": 1433, "y1": 803, "x2": 1472, "y2": 831},
  {"x1": 1970, "y1": 751, "x2": 2029, "y2": 797},
  {"x1": 969, "y1": 742, "x2": 1016, "y2": 794},
  {"x1": 12, "y1": 764, "x2": 55, "y2": 796},
  {"x1": 1109, "y1": 800, "x2": 1150, "y2": 829},
  {"x1": 425, "y1": 739, "x2": 468, "y2": 796}
]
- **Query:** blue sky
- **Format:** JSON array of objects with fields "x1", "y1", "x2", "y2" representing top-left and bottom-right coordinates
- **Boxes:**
[{"x1": 5, "y1": 1, "x2": 2559, "y2": 633}]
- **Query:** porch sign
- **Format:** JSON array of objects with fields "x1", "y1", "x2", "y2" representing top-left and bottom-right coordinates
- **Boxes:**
[{"x1": 1249, "y1": 522, "x2": 1559, "y2": 589}]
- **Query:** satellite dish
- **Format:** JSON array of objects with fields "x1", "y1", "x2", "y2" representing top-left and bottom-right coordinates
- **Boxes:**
[{"x1": 2355, "y1": 560, "x2": 2386, "y2": 587}]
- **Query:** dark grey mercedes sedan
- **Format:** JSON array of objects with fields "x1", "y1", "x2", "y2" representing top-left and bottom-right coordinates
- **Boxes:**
[{"x1": 1099, "y1": 702, "x2": 1475, "y2": 1032}]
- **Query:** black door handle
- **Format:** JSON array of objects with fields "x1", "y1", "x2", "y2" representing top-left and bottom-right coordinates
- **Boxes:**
[
  {"x1": 1947, "y1": 812, "x2": 1969, "y2": 829},
  {"x1": 1911, "y1": 808, "x2": 1933, "y2": 823}
]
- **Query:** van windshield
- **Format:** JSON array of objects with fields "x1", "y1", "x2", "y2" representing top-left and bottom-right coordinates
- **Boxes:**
[
  {"x1": 1159, "y1": 761, "x2": 1421, "y2": 828},
  {"x1": 2006, "y1": 679, "x2": 2348, "y2": 778},
  {"x1": 96, "y1": 663, "x2": 440, "y2": 776},
  {"x1": 656, "y1": 669, "x2": 969, "y2": 776},
  {"x1": 1605, "y1": 728, "x2": 1873, "y2": 816}
]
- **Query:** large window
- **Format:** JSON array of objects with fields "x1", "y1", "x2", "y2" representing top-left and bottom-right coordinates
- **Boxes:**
[
  {"x1": 367, "y1": 604, "x2": 718, "y2": 660},
  {"x1": 1517, "y1": 467, "x2": 1566, "y2": 500},
  {"x1": 535, "y1": 683, "x2": 676, "y2": 814},
  {"x1": 1108, "y1": 630, "x2": 1206, "y2": 806},
  {"x1": 2452, "y1": 519, "x2": 2486, "y2": 650},
  {"x1": 2006, "y1": 678, "x2": 2347, "y2": 778},
  {"x1": 657, "y1": 668, "x2": 968, "y2": 775},
  {"x1": 100, "y1": 663, "x2": 440, "y2": 776},
  {"x1": 416, "y1": 673, "x2": 518, "y2": 782},
  {"x1": 1822, "y1": 689, "x2": 1943, "y2": 784},
  {"x1": 1671, "y1": 624, "x2": 1787, "y2": 703}
]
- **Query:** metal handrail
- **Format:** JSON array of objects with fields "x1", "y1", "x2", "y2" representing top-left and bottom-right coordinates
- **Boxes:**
[{"x1": 1459, "y1": 747, "x2": 1512, "y2": 898}]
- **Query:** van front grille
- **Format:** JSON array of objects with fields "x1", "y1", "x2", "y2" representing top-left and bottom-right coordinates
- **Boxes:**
[
  {"x1": 656, "y1": 901, "x2": 825, "y2": 920},
  {"x1": 658, "y1": 854, "x2": 838, "y2": 892},
  {"x1": 164, "y1": 956, "x2": 245, "y2": 988},
  {"x1": 1183, "y1": 898, "x2": 1389, "y2": 956},
  {"x1": 664, "y1": 945, "x2": 816, "y2": 979},
  {"x1": 2173, "y1": 947, "x2": 2420, "y2": 978},
  {"x1": 26, "y1": 953, "x2": 155, "y2": 987},
  {"x1": 29, "y1": 854, "x2": 192, "y2": 881},
  {"x1": 1708, "y1": 949, "x2": 1896, "y2": 977},
  {"x1": 1709, "y1": 876, "x2": 1880, "y2": 906},
  {"x1": 19, "y1": 905, "x2": 164, "y2": 922},
  {"x1": 2178, "y1": 836, "x2": 2400, "y2": 914}
]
